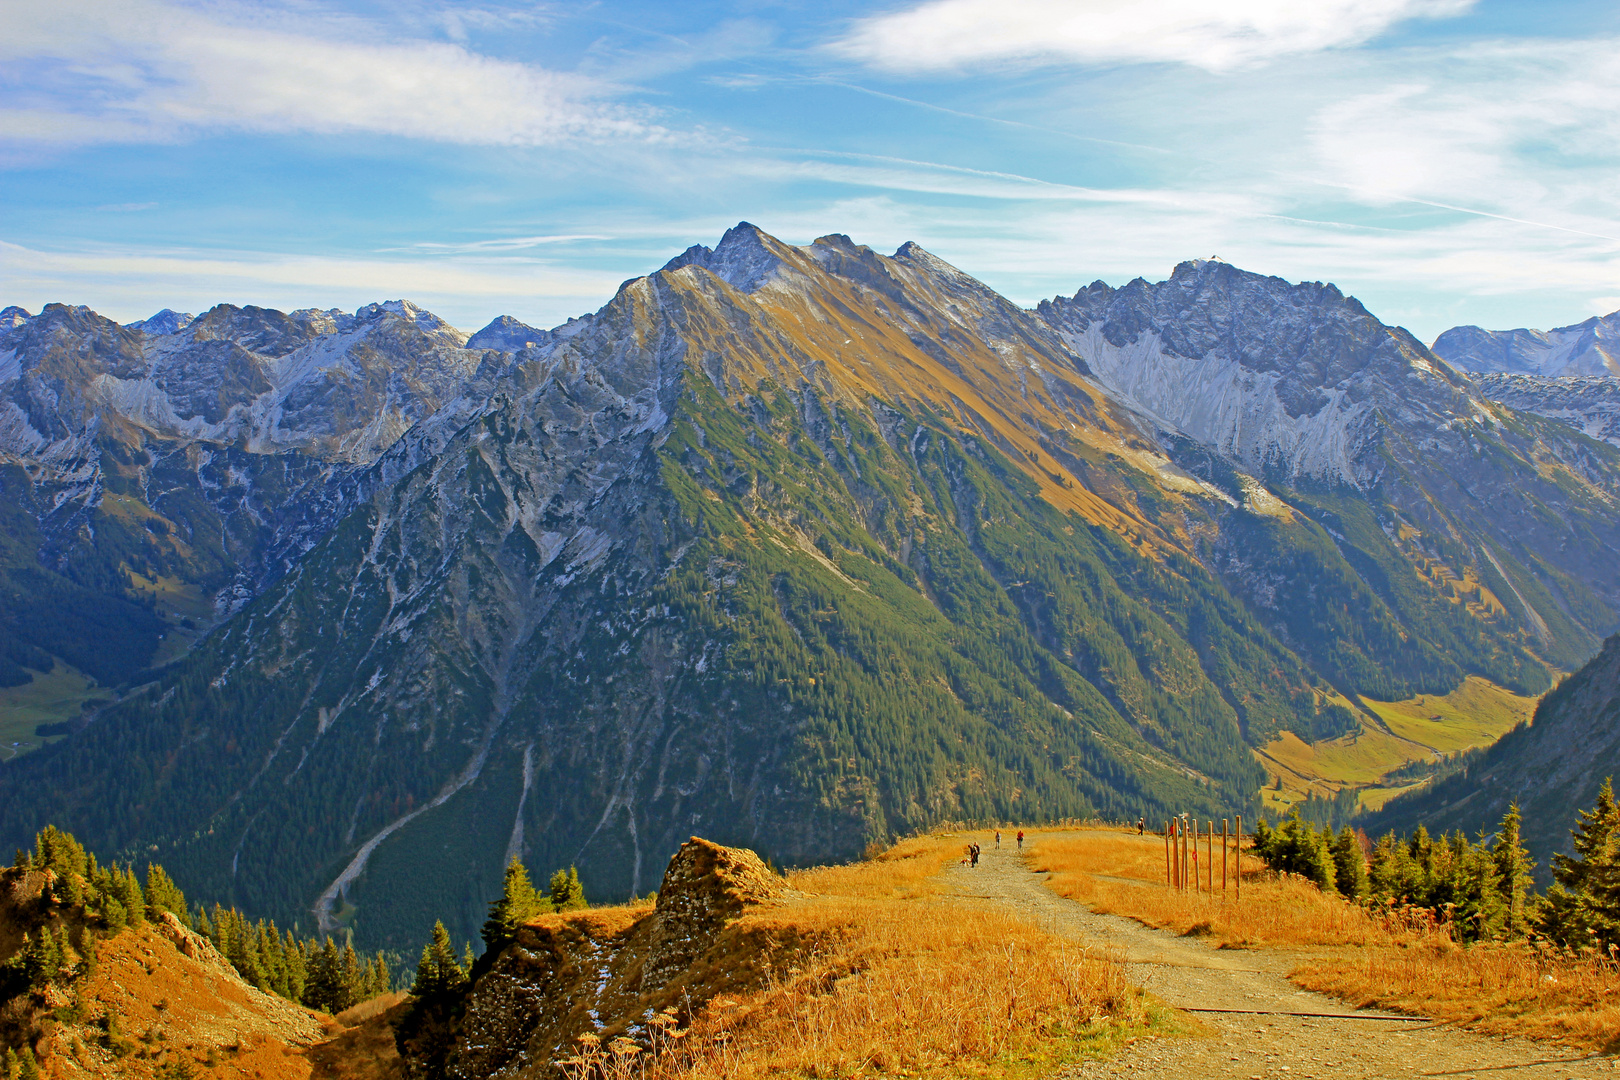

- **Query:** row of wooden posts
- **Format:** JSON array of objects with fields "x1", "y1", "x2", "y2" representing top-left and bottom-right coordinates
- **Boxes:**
[{"x1": 1164, "y1": 814, "x2": 1243, "y2": 897}]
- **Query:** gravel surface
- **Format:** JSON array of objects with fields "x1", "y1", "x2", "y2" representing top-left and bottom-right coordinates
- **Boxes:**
[{"x1": 939, "y1": 840, "x2": 1618, "y2": 1078}]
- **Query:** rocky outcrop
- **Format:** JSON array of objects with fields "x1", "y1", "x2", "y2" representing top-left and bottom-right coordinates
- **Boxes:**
[{"x1": 409, "y1": 839, "x2": 790, "y2": 1080}]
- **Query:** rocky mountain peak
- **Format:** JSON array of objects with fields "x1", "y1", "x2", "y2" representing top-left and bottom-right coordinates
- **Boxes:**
[
  {"x1": 0, "y1": 305, "x2": 32, "y2": 330},
  {"x1": 1038, "y1": 258, "x2": 1483, "y2": 487},
  {"x1": 126, "y1": 308, "x2": 196, "y2": 335},
  {"x1": 182, "y1": 303, "x2": 328, "y2": 358},
  {"x1": 657, "y1": 221, "x2": 789, "y2": 293},
  {"x1": 467, "y1": 314, "x2": 549, "y2": 353},
  {"x1": 357, "y1": 299, "x2": 469, "y2": 346}
]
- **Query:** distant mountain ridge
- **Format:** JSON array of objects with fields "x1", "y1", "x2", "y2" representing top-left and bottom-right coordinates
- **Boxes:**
[
  {"x1": 1, "y1": 224, "x2": 1618, "y2": 950},
  {"x1": 1433, "y1": 310, "x2": 1620, "y2": 377}
]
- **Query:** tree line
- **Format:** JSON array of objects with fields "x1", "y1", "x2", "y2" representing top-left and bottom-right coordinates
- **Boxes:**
[
  {"x1": 1254, "y1": 779, "x2": 1620, "y2": 948},
  {"x1": 0, "y1": 825, "x2": 395, "y2": 1033},
  {"x1": 410, "y1": 859, "x2": 587, "y2": 996}
]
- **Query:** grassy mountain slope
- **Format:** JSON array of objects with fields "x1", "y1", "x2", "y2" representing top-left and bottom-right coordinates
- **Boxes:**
[{"x1": 1365, "y1": 633, "x2": 1620, "y2": 873}]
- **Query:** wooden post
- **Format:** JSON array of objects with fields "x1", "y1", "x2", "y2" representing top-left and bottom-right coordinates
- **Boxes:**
[
  {"x1": 1182, "y1": 817, "x2": 1190, "y2": 893},
  {"x1": 1174, "y1": 819, "x2": 1182, "y2": 890},
  {"x1": 1235, "y1": 814, "x2": 1242, "y2": 902},
  {"x1": 1222, "y1": 818, "x2": 1229, "y2": 894},
  {"x1": 1195, "y1": 820, "x2": 1202, "y2": 893},
  {"x1": 1181, "y1": 819, "x2": 1187, "y2": 892},
  {"x1": 1205, "y1": 820, "x2": 1212, "y2": 893},
  {"x1": 1164, "y1": 821, "x2": 1172, "y2": 887}
]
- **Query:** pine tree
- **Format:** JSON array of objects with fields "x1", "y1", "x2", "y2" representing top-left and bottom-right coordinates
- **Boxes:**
[
  {"x1": 482, "y1": 858, "x2": 549, "y2": 952},
  {"x1": 339, "y1": 942, "x2": 365, "y2": 1012},
  {"x1": 550, "y1": 866, "x2": 587, "y2": 911},
  {"x1": 283, "y1": 930, "x2": 307, "y2": 1003},
  {"x1": 104, "y1": 866, "x2": 146, "y2": 928},
  {"x1": 1492, "y1": 803, "x2": 1534, "y2": 938},
  {"x1": 144, "y1": 864, "x2": 190, "y2": 927},
  {"x1": 1542, "y1": 778, "x2": 1620, "y2": 948},
  {"x1": 70, "y1": 922, "x2": 96, "y2": 978},
  {"x1": 21, "y1": 927, "x2": 63, "y2": 987},
  {"x1": 368, "y1": 954, "x2": 391, "y2": 996},
  {"x1": 304, "y1": 937, "x2": 345, "y2": 1013},
  {"x1": 411, "y1": 921, "x2": 466, "y2": 996},
  {"x1": 1450, "y1": 833, "x2": 1506, "y2": 942},
  {"x1": 16, "y1": 1048, "x2": 37, "y2": 1080},
  {"x1": 1252, "y1": 811, "x2": 1336, "y2": 892},
  {"x1": 1330, "y1": 826, "x2": 1367, "y2": 900},
  {"x1": 102, "y1": 895, "x2": 128, "y2": 932},
  {"x1": 3, "y1": 1047, "x2": 17, "y2": 1080}
]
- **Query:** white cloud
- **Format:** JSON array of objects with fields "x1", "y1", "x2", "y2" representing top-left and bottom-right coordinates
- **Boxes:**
[
  {"x1": 835, "y1": 0, "x2": 1474, "y2": 73},
  {"x1": 1306, "y1": 39, "x2": 1620, "y2": 234},
  {"x1": 0, "y1": 0, "x2": 658, "y2": 147}
]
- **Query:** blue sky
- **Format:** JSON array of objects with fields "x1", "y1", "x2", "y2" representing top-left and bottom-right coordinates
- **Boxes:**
[{"x1": 4, "y1": 0, "x2": 1619, "y2": 342}]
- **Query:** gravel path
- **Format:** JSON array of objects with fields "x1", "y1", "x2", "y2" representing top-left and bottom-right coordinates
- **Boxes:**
[{"x1": 939, "y1": 839, "x2": 1618, "y2": 1079}]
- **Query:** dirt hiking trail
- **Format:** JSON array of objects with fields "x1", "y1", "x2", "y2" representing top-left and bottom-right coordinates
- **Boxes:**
[{"x1": 941, "y1": 839, "x2": 1619, "y2": 1079}]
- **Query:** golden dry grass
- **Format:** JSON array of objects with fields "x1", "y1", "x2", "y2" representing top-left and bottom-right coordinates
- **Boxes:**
[
  {"x1": 1025, "y1": 826, "x2": 1620, "y2": 1050},
  {"x1": 1027, "y1": 828, "x2": 1387, "y2": 948},
  {"x1": 640, "y1": 832, "x2": 1158, "y2": 1080},
  {"x1": 785, "y1": 832, "x2": 963, "y2": 900},
  {"x1": 1295, "y1": 943, "x2": 1620, "y2": 1049}
]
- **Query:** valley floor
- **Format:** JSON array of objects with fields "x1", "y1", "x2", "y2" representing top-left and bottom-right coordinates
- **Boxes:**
[{"x1": 948, "y1": 833, "x2": 1614, "y2": 1079}]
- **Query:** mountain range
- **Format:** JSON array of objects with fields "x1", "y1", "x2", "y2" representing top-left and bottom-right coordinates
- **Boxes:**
[
  {"x1": 2, "y1": 225, "x2": 1618, "y2": 949},
  {"x1": 1433, "y1": 311, "x2": 1620, "y2": 378}
]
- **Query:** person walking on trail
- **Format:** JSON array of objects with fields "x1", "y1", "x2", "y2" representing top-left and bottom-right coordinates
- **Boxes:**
[
  {"x1": 1137, "y1": 817, "x2": 1145, "y2": 836},
  {"x1": 1016, "y1": 830, "x2": 1024, "y2": 850},
  {"x1": 970, "y1": 843, "x2": 980, "y2": 868},
  {"x1": 995, "y1": 830, "x2": 1002, "y2": 848}
]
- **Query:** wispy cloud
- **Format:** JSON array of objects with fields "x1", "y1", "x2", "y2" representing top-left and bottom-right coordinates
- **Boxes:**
[
  {"x1": 395, "y1": 234, "x2": 617, "y2": 254},
  {"x1": 1306, "y1": 39, "x2": 1620, "y2": 235},
  {"x1": 834, "y1": 0, "x2": 1474, "y2": 73},
  {"x1": 1, "y1": 0, "x2": 661, "y2": 147}
]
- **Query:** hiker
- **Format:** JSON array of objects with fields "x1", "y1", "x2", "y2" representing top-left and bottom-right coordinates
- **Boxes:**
[
  {"x1": 970, "y1": 843, "x2": 980, "y2": 867},
  {"x1": 995, "y1": 830, "x2": 1002, "y2": 847},
  {"x1": 1016, "y1": 830, "x2": 1024, "y2": 850},
  {"x1": 1137, "y1": 817, "x2": 1145, "y2": 835}
]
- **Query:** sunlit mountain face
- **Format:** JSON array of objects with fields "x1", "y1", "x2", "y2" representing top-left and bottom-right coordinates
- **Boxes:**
[{"x1": 2, "y1": 226, "x2": 1617, "y2": 948}]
